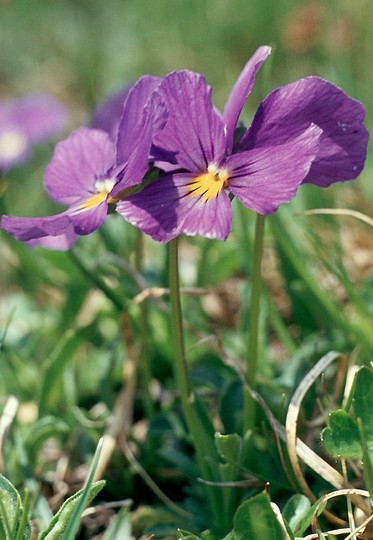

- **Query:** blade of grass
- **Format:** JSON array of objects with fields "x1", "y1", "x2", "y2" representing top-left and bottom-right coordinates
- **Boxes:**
[{"x1": 61, "y1": 438, "x2": 105, "y2": 540}]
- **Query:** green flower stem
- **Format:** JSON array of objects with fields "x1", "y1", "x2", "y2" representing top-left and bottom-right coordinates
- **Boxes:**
[
  {"x1": 238, "y1": 204, "x2": 297, "y2": 356},
  {"x1": 243, "y1": 213, "x2": 266, "y2": 435},
  {"x1": 168, "y1": 238, "x2": 222, "y2": 526},
  {"x1": 168, "y1": 239, "x2": 192, "y2": 409},
  {"x1": 135, "y1": 229, "x2": 154, "y2": 419}
]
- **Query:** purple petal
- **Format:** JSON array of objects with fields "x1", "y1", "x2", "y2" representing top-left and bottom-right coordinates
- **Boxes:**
[
  {"x1": 68, "y1": 200, "x2": 108, "y2": 235},
  {"x1": 0, "y1": 93, "x2": 67, "y2": 171},
  {"x1": 152, "y1": 71, "x2": 226, "y2": 173},
  {"x1": 10, "y1": 94, "x2": 68, "y2": 142},
  {"x1": 113, "y1": 78, "x2": 167, "y2": 194},
  {"x1": 238, "y1": 77, "x2": 369, "y2": 186},
  {"x1": 116, "y1": 173, "x2": 232, "y2": 241},
  {"x1": 223, "y1": 46, "x2": 271, "y2": 152},
  {"x1": 116, "y1": 75, "x2": 162, "y2": 164},
  {"x1": 1, "y1": 213, "x2": 76, "y2": 251},
  {"x1": 228, "y1": 124, "x2": 322, "y2": 213},
  {"x1": 27, "y1": 230, "x2": 78, "y2": 250},
  {"x1": 44, "y1": 127, "x2": 116, "y2": 205},
  {"x1": 91, "y1": 85, "x2": 132, "y2": 140}
]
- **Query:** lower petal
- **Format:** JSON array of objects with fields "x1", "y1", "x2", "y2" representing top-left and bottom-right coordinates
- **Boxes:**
[
  {"x1": 68, "y1": 200, "x2": 108, "y2": 235},
  {"x1": 1, "y1": 213, "x2": 77, "y2": 250},
  {"x1": 116, "y1": 174, "x2": 232, "y2": 241}
]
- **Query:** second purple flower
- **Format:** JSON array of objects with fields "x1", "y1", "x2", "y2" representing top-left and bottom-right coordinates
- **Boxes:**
[{"x1": 117, "y1": 46, "x2": 368, "y2": 242}]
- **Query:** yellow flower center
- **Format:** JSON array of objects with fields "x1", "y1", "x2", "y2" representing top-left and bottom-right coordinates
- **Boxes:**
[
  {"x1": 188, "y1": 164, "x2": 229, "y2": 202},
  {"x1": 78, "y1": 178, "x2": 117, "y2": 210}
]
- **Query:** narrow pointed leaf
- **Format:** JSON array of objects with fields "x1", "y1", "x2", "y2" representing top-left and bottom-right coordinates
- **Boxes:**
[
  {"x1": 0, "y1": 474, "x2": 31, "y2": 539},
  {"x1": 39, "y1": 481, "x2": 105, "y2": 540}
]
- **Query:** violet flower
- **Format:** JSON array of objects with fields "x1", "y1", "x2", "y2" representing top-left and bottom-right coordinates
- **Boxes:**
[
  {"x1": 117, "y1": 46, "x2": 368, "y2": 242},
  {"x1": 1, "y1": 76, "x2": 165, "y2": 250},
  {"x1": 91, "y1": 85, "x2": 132, "y2": 141},
  {"x1": 0, "y1": 94, "x2": 67, "y2": 172}
]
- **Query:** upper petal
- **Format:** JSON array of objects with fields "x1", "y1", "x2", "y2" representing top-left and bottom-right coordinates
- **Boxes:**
[
  {"x1": 44, "y1": 127, "x2": 116, "y2": 205},
  {"x1": 227, "y1": 124, "x2": 322, "y2": 213},
  {"x1": 91, "y1": 84, "x2": 132, "y2": 141},
  {"x1": 113, "y1": 77, "x2": 167, "y2": 194},
  {"x1": 223, "y1": 46, "x2": 271, "y2": 152},
  {"x1": 238, "y1": 77, "x2": 369, "y2": 186},
  {"x1": 152, "y1": 71, "x2": 226, "y2": 173},
  {"x1": 116, "y1": 75, "x2": 163, "y2": 164},
  {"x1": 116, "y1": 173, "x2": 232, "y2": 242}
]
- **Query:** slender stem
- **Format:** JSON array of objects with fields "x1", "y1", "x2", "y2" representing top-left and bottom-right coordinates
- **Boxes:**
[
  {"x1": 135, "y1": 230, "x2": 154, "y2": 418},
  {"x1": 168, "y1": 238, "x2": 222, "y2": 526},
  {"x1": 168, "y1": 238, "x2": 193, "y2": 421},
  {"x1": 243, "y1": 213, "x2": 266, "y2": 435}
]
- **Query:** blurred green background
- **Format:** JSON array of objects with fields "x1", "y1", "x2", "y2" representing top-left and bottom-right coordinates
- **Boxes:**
[
  {"x1": 1, "y1": 0, "x2": 372, "y2": 130},
  {"x1": 1, "y1": 0, "x2": 372, "y2": 306},
  {"x1": 1, "y1": 3, "x2": 373, "y2": 536},
  {"x1": 1, "y1": 0, "x2": 372, "y2": 291},
  {"x1": 1, "y1": 0, "x2": 372, "y2": 203}
]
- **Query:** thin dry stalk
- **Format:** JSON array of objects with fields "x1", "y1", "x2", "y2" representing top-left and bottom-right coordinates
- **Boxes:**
[
  {"x1": 285, "y1": 351, "x2": 344, "y2": 503},
  {"x1": 300, "y1": 528, "x2": 350, "y2": 539},
  {"x1": 302, "y1": 208, "x2": 373, "y2": 228},
  {"x1": 285, "y1": 351, "x2": 371, "y2": 520},
  {"x1": 344, "y1": 512, "x2": 373, "y2": 540},
  {"x1": 118, "y1": 432, "x2": 193, "y2": 520},
  {"x1": 311, "y1": 488, "x2": 370, "y2": 535},
  {"x1": 250, "y1": 386, "x2": 347, "y2": 490}
]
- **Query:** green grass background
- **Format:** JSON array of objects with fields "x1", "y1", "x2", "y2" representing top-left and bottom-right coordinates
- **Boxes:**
[{"x1": 1, "y1": 1, "x2": 373, "y2": 538}]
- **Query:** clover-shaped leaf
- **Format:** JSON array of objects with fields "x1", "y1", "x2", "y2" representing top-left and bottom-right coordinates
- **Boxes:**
[
  {"x1": 322, "y1": 409, "x2": 362, "y2": 459},
  {"x1": 322, "y1": 366, "x2": 373, "y2": 461}
]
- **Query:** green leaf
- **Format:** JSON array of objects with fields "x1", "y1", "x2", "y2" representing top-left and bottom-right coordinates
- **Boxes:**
[
  {"x1": 0, "y1": 474, "x2": 31, "y2": 540},
  {"x1": 282, "y1": 494, "x2": 311, "y2": 535},
  {"x1": 37, "y1": 330, "x2": 80, "y2": 416},
  {"x1": 215, "y1": 433, "x2": 242, "y2": 466},
  {"x1": 62, "y1": 437, "x2": 105, "y2": 540},
  {"x1": 354, "y1": 366, "x2": 373, "y2": 441},
  {"x1": 322, "y1": 409, "x2": 362, "y2": 458},
  {"x1": 221, "y1": 532, "x2": 235, "y2": 540},
  {"x1": 102, "y1": 508, "x2": 132, "y2": 540},
  {"x1": 24, "y1": 416, "x2": 70, "y2": 461},
  {"x1": 38, "y1": 481, "x2": 105, "y2": 540},
  {"x1": 233, "y1": 492, "x2": 285, "y2": 540}
]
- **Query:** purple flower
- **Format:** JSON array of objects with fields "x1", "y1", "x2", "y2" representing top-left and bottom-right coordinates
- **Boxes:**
[
  {"x1": 91, "y1": 85, "x2": 132, "y2": 141},
  {"x1": 1, "y1": 76, "x2": 165, "y2": 250},
  {"x1": 0, "y1": 93, "x2": 68, "y2": 172},
  {"x1": 117, "y1": 46, "x2": 369, "y2": 242}
]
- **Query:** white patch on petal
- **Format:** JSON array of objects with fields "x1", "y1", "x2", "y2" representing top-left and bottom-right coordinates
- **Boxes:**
[
  {"x1": 0, "y1": 130, "x2": 28, "y2": 162},
  {"x1": 94, "y1": 178, "x2": 116, "y2": 193}
]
